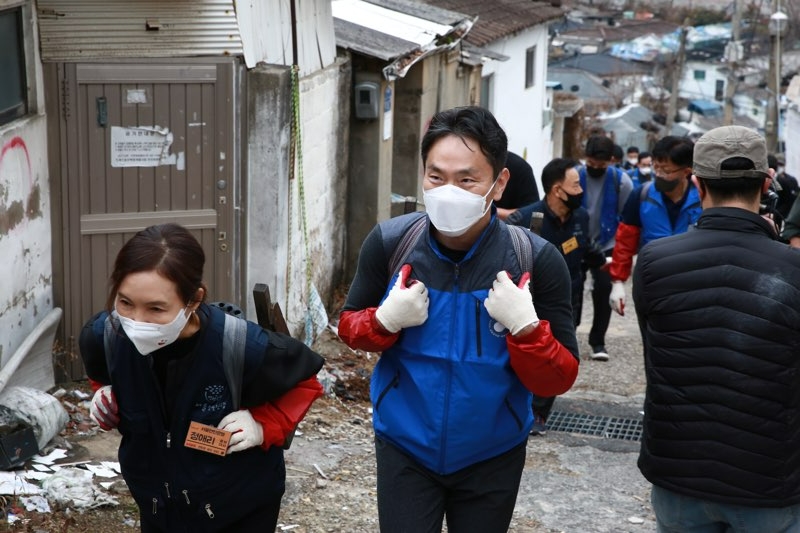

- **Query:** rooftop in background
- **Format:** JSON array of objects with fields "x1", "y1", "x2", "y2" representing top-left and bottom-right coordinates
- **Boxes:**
[
  {"x1": 332, "y1": 0, "x2": 502, "y2": 80},
  {"x1": 417, "y1": 0, "x2": 566, "y2": 47},
  {"x1": 549, "y1": 52, "x2": 652, "y2": 77}
]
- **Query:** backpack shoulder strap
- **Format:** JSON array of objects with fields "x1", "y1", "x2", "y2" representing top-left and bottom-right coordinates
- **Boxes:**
[
  {"x1": 640, "y1": 180, "x2": 652, "y2": 202},
  {"x1": 507, "y1": 224, "x2": 533, "y2": 277},
  {"x1": 222, "y1": 313, "x2": 248, "y2": 411},
  {"x1": 387, "y1": 214, "x2": 427, "y2": 280},
  {"x1": 103, "y1": 314, "x2": 115, "y2": 372}
]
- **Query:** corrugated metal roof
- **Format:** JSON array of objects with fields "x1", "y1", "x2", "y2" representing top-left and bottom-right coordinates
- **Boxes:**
[
  {"x1": 332, "y1": 0, "x2": 481, "y2": 80},
  {"x1": 37, "y1": 0, "x2": 243, "y2": 62},
  {"x1": 417, "y1": 0, "x2": 566, "y2": 47}
]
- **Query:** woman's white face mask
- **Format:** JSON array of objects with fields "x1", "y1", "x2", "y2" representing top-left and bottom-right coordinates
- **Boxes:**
[
  {"x1": 423, "y1": 181, "x2": 497, "y2": 237},
  {"x1": 113, "y1": 307, "x2": 191, "y2": 355}
]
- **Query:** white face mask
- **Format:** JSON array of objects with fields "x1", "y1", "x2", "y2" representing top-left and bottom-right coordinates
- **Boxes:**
[
  {"x1": 423, "y1": 182, "x2": 496, "y2": 237},
  {"x1": 640, "y1": 167, "x2": 652, "y2": 175},
  {"x1": 114, "y1": 307, "x2": 191, "y2": 355}
]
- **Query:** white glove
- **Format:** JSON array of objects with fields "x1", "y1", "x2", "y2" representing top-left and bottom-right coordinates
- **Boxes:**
[
  {"x1": 375, "y1": 264, "x2": 429, "y2": 333},
  {"x1": 609, "y1": 280, "x2": 626, "y2": 316},
  {"x1": 218, "y1": 409, "x2": 264, "y2": 454},
  {"x1": 90, "y1": 385, "x2": 119, "y2": 431},
  {"x1": 484, "y1": 271, "x2": 539, "y2": 335}
]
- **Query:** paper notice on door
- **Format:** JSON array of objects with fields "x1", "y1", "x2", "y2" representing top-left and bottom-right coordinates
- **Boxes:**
[{"x1": 110, "y1": 126, "x2": 177, "y2": 167}]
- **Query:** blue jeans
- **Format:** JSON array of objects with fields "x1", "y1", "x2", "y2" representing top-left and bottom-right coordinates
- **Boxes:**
[{"x1": 651, "y1": 484, "x2": 800, "y2": 533}]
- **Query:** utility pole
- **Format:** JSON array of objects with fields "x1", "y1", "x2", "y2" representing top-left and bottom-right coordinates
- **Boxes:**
[
  {"x1": 666, "y1": 19, "x2": 689, "y2": 133},
  {"x1": 723, "y1": 0, "x2": 742, "y2": 124}
]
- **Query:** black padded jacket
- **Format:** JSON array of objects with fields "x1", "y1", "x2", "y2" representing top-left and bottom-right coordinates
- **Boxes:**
[{"x1": 633, "y1": 207, "x2": 800, "y2": 507}]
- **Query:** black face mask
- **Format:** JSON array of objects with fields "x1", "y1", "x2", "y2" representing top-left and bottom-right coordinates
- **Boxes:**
[
  {"x1": 586, "y1": 166, "x2": 607, "y2": 179},
  {"x1": 654, "y1": 176, "x2": 681, "y2": 193},
  {"x1": 562, "y1": 191, "x2": 584, "y2": 210}
]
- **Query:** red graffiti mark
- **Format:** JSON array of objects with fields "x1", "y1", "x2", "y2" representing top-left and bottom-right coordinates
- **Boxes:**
[
  {"x1": 1, "y1": 136, "x2": 31, "y2": 172},
  {"x1": 0, "y1": 136, "x2": 37, "y2": 235}
]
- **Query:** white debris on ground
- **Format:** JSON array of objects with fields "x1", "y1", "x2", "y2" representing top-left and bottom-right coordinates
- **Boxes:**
[{"x1": 0, "y1": 385, "x2": 126, "y2": 525}]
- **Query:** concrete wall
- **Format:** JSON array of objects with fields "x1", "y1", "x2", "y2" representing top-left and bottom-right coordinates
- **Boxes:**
[
  {"x1": 245, "y1": 56, "x2": 351, "y2": 334},
  {"x1": 392, "y1": 53, "x2": 481, "y2": 205},
  {"x1": 346, "y1": 56, "x2": 395, "y2": 280},
  {"x1": 0, "y1": 1, "x2": 53, "y2": 367},
  {"x1": 481, "y1": 25, "x2": 552, "y2": 184}
]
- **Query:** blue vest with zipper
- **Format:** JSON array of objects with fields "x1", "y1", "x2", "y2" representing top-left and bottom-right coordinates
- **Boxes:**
[
  {"x1": 92, "y1": 304, "x2": 284, "y2": 532},
  {"x1": 639, "y1": 182, "x2": 702, "y2": 247},
  {"x1": 372, "y1": 213, "x2": 540, "y2": 475}
]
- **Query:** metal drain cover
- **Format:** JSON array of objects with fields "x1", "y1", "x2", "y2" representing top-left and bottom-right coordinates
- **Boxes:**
[{"x1": 545, "y1": 411, "x2": 643, "y2": 441}]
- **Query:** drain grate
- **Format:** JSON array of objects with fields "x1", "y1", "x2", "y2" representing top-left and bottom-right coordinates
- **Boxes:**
[{"x1": 545, "y1": 411, "x2": 643, "y2": 441}]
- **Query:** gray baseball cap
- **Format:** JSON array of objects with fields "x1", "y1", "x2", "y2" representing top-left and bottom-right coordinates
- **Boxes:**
[{"x1": 692, "y1": 125, "x2": 770, "y2": 179}]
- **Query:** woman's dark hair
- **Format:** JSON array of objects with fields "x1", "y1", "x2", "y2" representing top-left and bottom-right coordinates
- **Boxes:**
[
  {"x1": 541, "y1": 158, "x2": 578, "y2": 194},
  {"x1": 421, "y1": 106, "x2": 508, "y2": 178},
  {"x1": 106, "y1": 223, "x2": 207, "y2": 311}
]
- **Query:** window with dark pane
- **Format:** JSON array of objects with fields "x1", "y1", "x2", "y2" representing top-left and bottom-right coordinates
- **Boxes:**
[
  {"x1": 525, "y1": 46, "x2": 536, "y2": 89},
  {"x1": 0, "y1": 7, "x2": 27, "y2": 127}
]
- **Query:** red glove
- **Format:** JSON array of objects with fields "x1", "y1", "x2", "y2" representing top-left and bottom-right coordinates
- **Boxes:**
[{"x1": 90, "y1": 385, "x2": 119, "y2": 431}]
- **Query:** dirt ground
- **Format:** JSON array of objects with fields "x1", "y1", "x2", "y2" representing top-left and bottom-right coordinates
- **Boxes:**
[{"x1": 3, "y1": 278, "x2": 652, "y2": 532}]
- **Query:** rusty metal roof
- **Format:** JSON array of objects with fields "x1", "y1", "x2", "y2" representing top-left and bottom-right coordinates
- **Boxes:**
[{"x1": 416, "y1": 0, "x2": 566, "y2": 47}]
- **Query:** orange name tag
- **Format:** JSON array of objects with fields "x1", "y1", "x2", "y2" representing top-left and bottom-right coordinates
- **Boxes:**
[
  {"x1": 184, "y1": 421, "x2": 231, "y2": 456},
  {"x1": 561, "y1": 236, "x2": 579, "y2": 255}
]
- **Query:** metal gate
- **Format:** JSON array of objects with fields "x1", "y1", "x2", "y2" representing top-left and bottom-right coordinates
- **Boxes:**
[{"x1": 51, "y1": 59, "x2": 237, "y2": 379}]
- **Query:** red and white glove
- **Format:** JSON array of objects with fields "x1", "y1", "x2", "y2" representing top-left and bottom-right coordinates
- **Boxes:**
[
  {"x1": 609, "y1": 280, "x2": 626, "y2": 316},
  {"x1": 375, "y1": 264, "x2": 429, "y2": 333},
  {"x1": 90, "y1": 385, "x2": 119, "y2": 431},
  {"x1": 218, "y1": 410, "x2": 264, "y2": 454},
  {"x1": 484, "y1": 271, "x2": 539, "y2": 335}
]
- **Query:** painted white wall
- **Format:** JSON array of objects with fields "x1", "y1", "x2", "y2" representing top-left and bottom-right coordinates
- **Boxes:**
[
  {"x1": 679, "y1": 60, "x2": 726, "y2": 103},
  {"x1": 0, "y1": 1, "x2": 53, "y2": 367},
  {"x1": 481, "y1": 25, "x2": 552, "y2": 185}
]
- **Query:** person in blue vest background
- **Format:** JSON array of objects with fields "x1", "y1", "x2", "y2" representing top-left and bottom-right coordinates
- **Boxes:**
[
  {"x1": 627, "y1": 150, "x2": 653, "y2": 187},
  {"x1": 608, "y1": 136, "x2": 701, "y2": 316},
  {"x1": 579, "y1": 135, "x2": 634, "y2": 361},
  {"x1": 80, "y1": 223, "x2": 324, "y2": 532}
]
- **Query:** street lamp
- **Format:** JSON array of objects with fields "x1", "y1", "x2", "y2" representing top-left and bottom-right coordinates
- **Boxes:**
[{"x1": 766, "y1": 10, "x2": 788, "y2": 153}]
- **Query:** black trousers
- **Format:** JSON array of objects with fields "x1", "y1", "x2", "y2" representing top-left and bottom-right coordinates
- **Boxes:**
[
  {"x1": 375, "y1": 436, "x2": 526, "y2": 533},
  {"x1": 588, "y1": 258, "x2": 613, "y2": 348}
]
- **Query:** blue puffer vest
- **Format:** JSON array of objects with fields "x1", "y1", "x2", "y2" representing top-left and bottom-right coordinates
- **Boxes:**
[
  {"x1": 639, "y1": 182, "x2": 702, "y2": 247},
  {"x1": 372, "y1": 213, "x2": 539, "y2": 475},
  {"x1": 92, "y1": 304, "x2": 284, "y2": 532}
]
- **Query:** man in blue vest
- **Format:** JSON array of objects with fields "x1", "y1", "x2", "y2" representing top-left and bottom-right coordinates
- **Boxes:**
[
  {"x1": 627, "y1": 151, "x2": 653, "y2": 187},
  {"x1": 608, "y1": 136, "x2": 701, "y2": 315},
  {"x1": 579, "y1": 135, "x2": 634, "y2": 360}
]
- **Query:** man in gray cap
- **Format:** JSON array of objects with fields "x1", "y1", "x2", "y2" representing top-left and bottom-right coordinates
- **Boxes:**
[{"x1": 633, "y1": 125, "x2": 800, "y2": 531}]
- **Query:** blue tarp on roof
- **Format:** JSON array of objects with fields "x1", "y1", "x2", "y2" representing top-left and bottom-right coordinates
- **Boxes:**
[{"x1": 688, "y1": 99, "x2": 722, "y2": 116}]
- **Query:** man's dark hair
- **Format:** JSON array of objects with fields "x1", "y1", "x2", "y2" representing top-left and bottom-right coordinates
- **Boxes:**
[
  {"x1": 652, "y1": 136, "x2": 694, "y2": 167},
  {"x1": 585, "y1": 135, "x2": 615, "y2": 161},
  {"x1": 638, "y1": 151, "x2": 652, "y2": 161},
  {"x1": 626, "y1": 146, "x2": 639, "y2": 155},
  {"x1": 697, "y1": 157, "x2": 764, "y2": 202},
  {"x1": 768, "y1": 154, "x2": 779, "y2": 170},
  {"x1": 421, "y1": 106, "x2": 508, "y2": 178},
  {"x1": 541, "y1": 158, "x2": 578, "y2": 194},
  {"x1": 612, "y1": 144, "x2": 624, "y2": 162}
]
